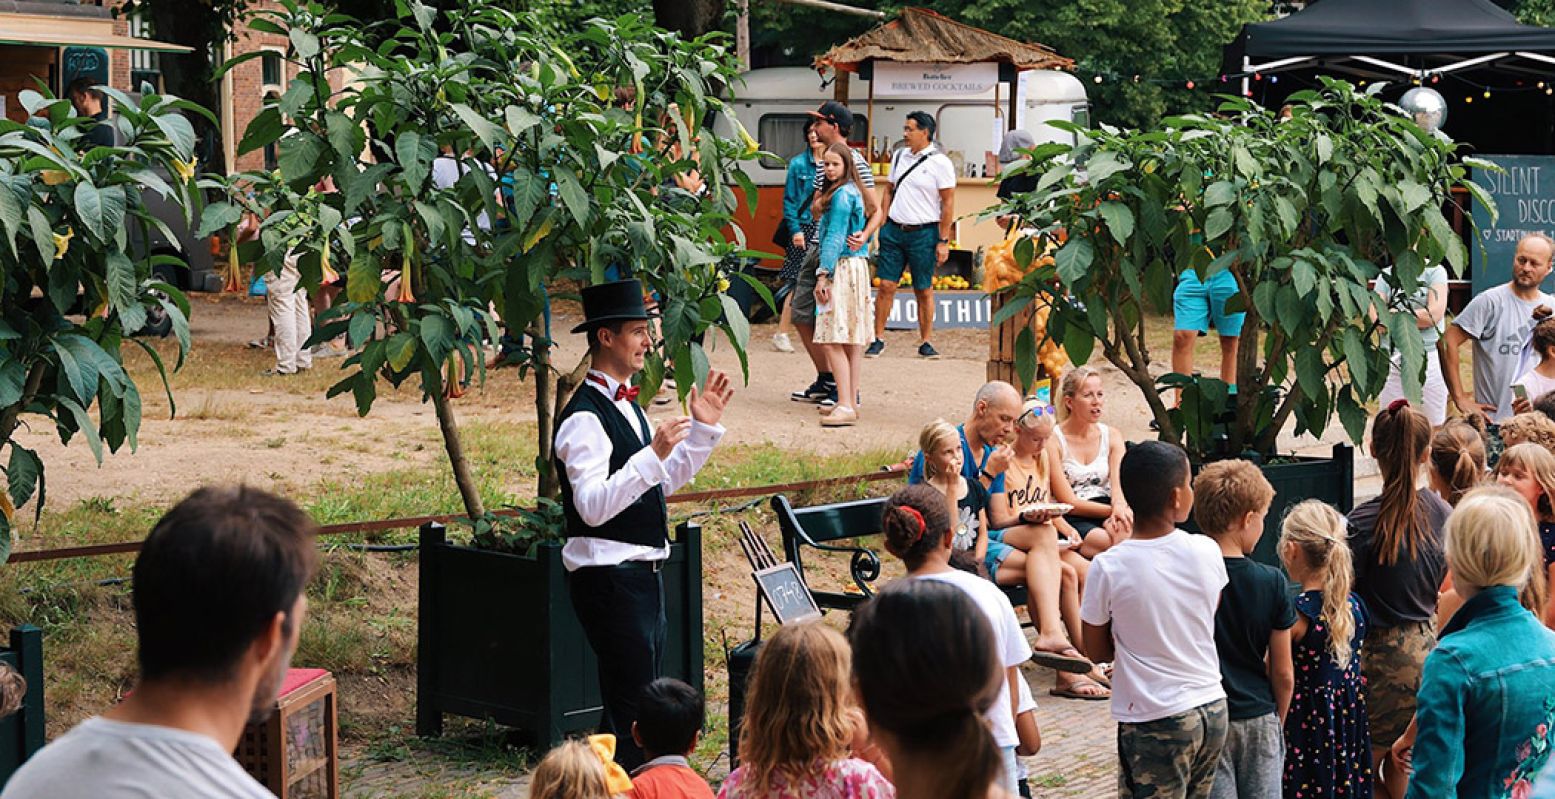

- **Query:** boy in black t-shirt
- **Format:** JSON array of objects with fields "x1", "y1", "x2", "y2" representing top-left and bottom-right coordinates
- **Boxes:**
[{"x1": 1193, "y1": 460, "x2": 1296, "y2": 799}]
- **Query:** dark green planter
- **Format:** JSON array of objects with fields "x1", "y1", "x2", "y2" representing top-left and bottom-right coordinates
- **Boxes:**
[
  {"x1": 0, "y1": 626, "x2": 45, "y2": 787},
  {"x1": 415, "y1": 522, "x2": 704, "y2": 746},
  {"x1": 1184, "y1": 443, "x2": 1355, "y2": 567}
]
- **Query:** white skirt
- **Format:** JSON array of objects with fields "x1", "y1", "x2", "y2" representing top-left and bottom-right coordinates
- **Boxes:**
[{"x1": 814, "y1": 256, "x2": 873, "y2": 346}]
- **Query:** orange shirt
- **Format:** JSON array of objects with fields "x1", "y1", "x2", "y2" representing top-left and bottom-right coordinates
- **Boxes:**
[{"x1": 628, "y1": 761, "x2": 715, "y2": 799}]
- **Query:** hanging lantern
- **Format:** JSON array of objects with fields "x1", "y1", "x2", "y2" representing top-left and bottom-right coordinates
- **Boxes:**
[{"x1": 1399, "y1": 86, "x2": 1449, "y2": 134}]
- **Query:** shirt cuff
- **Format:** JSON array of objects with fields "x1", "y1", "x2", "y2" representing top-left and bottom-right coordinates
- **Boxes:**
[
  {"x1": 689, "y1": 419, "x2": 725, "y2": 445},
  {"x1": 628, "y1": 446, "x2": 669, "y2": 486}
]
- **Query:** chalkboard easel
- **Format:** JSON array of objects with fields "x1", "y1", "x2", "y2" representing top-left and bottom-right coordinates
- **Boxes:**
[{"x1": 753, "y1": 563, "x2": 822, "y2": 626}]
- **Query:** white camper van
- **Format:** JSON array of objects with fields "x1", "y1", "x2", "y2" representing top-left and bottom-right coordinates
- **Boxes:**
[{"x1": 723, "y1": 65, "x2": 1089, "y2": 258}]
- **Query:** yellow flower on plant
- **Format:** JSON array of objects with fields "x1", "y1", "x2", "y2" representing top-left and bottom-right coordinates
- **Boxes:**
[
  {"x1": 52, "y1": 228, "x2": 72, "y2": 261},
  {"x1": 172, "y1": 158, "x2": 197, "y2": 182},
  {"x1": 717, "y1": 277, "x2": 731, "y2": 293},
  {"x1": 40, "y1": 170, "x2": 70, "y2": 186}
]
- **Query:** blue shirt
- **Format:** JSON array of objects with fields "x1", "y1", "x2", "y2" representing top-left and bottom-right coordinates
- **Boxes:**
[
  {"x1": 908, "y1": 425, "x2": 1006, "y2": 494},
  {"x1": 1408, "y1": 585, "x2": 1555, "y2": 799},
  {"x1": 781, "y1": 150, "x2": 816, "y2": 237},
  {"x1": 816, "y1": 183, "x2": 868, "y2": 275}
]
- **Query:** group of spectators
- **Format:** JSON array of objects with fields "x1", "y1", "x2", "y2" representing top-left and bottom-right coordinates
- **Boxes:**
[{"x1": 773, "y1": 101, "x2": 957, "y2": 427}]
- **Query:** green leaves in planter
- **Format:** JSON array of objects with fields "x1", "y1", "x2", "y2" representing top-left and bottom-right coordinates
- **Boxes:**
[{"x1": 992, "y1": 77, "x2": 1482, "y2": 459}]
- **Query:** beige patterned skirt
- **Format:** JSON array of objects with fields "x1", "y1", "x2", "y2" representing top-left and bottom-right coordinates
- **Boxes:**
[{"x1": 814, "y1": 256, "x2": 872, "y2": 346}]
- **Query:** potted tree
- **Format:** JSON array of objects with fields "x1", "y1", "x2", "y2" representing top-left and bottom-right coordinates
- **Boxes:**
[
  {"x1": 207, "y1": 0, "x2": 756, "y2": 744},
  {"x1": 0, "y1": 84, "x2": 203, "y2": 771},
  {"x1": 995, "y1": 79, "x2": 1489, "y2": 561}
]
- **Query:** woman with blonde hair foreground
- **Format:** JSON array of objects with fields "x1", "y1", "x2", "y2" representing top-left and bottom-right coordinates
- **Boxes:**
[{"x1": 1404, "y1": 487, "x2": 1555, "y2": 799}]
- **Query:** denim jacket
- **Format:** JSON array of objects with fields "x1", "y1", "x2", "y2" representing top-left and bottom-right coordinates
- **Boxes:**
[
  {"x1": 1407, "y1": 586, "x2": 1555, "y2": 799},
  {"x1": 816, "y1": 183, "x2": 868, "y2": 276},
  {"x1": 780, "y1": 150, "x2": 816, "y2": 238}
]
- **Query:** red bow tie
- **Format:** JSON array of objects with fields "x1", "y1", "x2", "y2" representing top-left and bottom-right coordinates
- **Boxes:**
[{"x1": 589, "y1": 374, "x2": 639, "y2": 402}]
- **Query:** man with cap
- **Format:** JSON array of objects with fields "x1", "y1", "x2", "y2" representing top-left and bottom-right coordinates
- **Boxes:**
[
  {"x1": 789, "y1": 100, "x2": 877, "y2": 409},
  {"x1": 554, "y1": 279, "x2": 734, "y2": 769}
]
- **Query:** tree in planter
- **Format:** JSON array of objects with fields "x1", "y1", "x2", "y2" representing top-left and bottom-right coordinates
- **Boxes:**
[
  {"x1": 206, "y1": 0, "x2": 758, "y2": 538},
  {"x1": 994, "y1": 79, "x2": 1489, "y2": 460},
  {"x1": 0, "y1": 86, "x2": 200, "y2": 558}
]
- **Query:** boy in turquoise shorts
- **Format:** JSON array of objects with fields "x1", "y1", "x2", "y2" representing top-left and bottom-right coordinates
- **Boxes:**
[{"x1": 1172, "y1": 269, "x2": 1243, "y2": 397}]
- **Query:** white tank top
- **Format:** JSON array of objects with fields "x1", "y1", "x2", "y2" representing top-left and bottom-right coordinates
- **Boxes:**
[{"x1": 1057, "y1": 424, "x2": 1111, "y2": 501}]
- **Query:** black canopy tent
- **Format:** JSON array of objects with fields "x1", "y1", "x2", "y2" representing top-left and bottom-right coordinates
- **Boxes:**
[{"x1": 1224, "y1": 0, "x2": 1555, "y2": 153}]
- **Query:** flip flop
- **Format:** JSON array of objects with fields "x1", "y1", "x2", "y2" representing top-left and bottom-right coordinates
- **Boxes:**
[
  {"x1": 1028, "y1": 647, "x2": 1093, "y2": 675},
  {"x1": 1050, "y1": 676, "x2": 1110, "y2": 701}
]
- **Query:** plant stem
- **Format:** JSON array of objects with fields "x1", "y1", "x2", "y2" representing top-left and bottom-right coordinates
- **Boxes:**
[
  {"x1": 428, "y1": 370, "x2": 485, "y2": 519},
  {"x1": 0, "y1": 362, "x2": 48, "y2": 447}
]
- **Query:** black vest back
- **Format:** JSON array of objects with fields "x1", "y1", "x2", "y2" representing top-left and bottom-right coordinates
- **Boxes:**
[{"x1": 556, "y1": 383, "x2": 669, "y2": 547}]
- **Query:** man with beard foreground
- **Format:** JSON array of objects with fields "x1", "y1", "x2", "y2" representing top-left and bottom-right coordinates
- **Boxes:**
[
  {"x1": 1444, "y1": 232, "x2": 1555, "y2": 422},
  {"x1": 3, "y1": 486, "x2": 317, "y2": 798}
]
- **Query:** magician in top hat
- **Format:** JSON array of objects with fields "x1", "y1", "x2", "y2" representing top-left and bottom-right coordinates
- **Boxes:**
[{"x1": 551, "y1": 279, "x2": 735, "y2": 769}]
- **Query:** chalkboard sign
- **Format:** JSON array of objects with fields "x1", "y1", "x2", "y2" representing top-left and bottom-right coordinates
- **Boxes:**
[
  {"x1": 753, "y1": 563, "x2": 822, "y2": 624},
  {"x1": 1470, "y1": 155, "x2": 1555, "y2": 295}
]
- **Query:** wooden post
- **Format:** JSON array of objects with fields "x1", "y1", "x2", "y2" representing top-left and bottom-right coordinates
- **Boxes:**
[{"x1": 735, "y1": 0, "x2": 750, "y2": 71}]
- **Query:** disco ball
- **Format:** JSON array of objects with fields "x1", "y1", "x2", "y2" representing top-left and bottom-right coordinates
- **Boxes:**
[{"x1": 1400, "y1": 86, "x2": 1448, "y2": 134}]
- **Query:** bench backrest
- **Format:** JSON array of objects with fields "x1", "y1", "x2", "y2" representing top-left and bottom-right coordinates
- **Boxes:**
[{"x1": 771, "y1": 495, "x2": 889, "y2": 611}]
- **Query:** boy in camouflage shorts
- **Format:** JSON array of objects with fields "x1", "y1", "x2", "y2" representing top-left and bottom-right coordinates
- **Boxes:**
[{"x1": 1080, "y1": 442, "x2": 1230, "y2": 798}]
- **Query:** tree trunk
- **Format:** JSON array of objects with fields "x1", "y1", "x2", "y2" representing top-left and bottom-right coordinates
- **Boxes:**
[
  {"x1": 653, "y1": 0, "x2": 727, "y2": 37},
  {"x1": 533, "y1": 320, "x2": 559, "y2": 500},
  {"x1": 0, "y1": 364, "x2": 48, "y2": 449},
  {"x1": 428, "y1": 372, "x2": 485, "y2": 520}
]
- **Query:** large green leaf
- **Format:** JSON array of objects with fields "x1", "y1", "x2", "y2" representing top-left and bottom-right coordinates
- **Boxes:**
[
  {"x1": 396, "y1": 131, "x2": 435, "y2": 192},
  {"x1": 1098, "y1": 202, "x2": 1134, "y2": 245},
  {"x1": 1014, "y1": 327, "x2": 1036, "y2": 394},
  {"x1": 105, "y1": 250, "x2": 137, "y2": 318},
  {"x1": 1061, "y1": 314, "x2": 1095, "y2": 367},
  {"x1": 7, "y1": 444, "x2": 41, "y2": 510},
  {"x1": 554, "y1": 167, "x2": 591, "y2": 227},
  {"x1": 1054, "y1": 238, "x2": 1094, "y2": 284}
]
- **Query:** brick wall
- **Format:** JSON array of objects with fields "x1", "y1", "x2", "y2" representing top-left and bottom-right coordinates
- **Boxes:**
[{"x1": 229, "y1": 1, "x2": 294, "y2": 173}]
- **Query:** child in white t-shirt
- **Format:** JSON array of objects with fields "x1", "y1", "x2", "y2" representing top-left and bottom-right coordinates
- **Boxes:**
[
  {"x1": 1515, "y1": 318, "x2": 1555, "y2": 412},
  {"x1": 1080, "y1": 441, "x2": 1229, "y2": 799}
]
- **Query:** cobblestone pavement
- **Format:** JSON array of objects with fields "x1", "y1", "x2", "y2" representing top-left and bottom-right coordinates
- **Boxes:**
[{"x1": 342, "y1": 660, "x2": 1117, "y2": 798}]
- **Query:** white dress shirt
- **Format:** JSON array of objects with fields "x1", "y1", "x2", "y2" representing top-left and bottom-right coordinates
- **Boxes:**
[{"x1": 554, "y1": 370, "x2": 724, "y2": 571}]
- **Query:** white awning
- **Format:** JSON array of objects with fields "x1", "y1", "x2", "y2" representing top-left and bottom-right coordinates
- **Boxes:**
[{"x1": 0, "y1": 13, "x2": 191, "y2": 52}]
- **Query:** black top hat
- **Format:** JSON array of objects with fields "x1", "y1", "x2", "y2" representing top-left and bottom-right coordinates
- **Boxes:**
[{"x1": 571, "y1": 279, "x2": 657, "y2": 334}]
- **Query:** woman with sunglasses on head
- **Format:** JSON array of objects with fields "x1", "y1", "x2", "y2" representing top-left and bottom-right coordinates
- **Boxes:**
[{"x1": 997, "y1": 397, "x2": 1110, "y2": 700}]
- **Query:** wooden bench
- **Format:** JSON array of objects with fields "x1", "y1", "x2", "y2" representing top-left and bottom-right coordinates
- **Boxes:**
[{"x1": 770, "y1": 494, "x2": 1030, "y2": 619}]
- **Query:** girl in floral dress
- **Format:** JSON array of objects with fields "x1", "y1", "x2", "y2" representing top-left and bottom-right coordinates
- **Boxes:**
[
  {"x1": 1279, "y1": 501, "x2": 1373, "y2": 799},
  {"x1": 718, "y1": 622, "x2": 893, "y2": 799}
]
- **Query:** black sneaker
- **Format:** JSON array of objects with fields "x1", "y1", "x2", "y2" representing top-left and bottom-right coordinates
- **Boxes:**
[
  {"x1": 918, "y1": 341, "x2": 940, "y2": 359},
  {"x1": 790, "y1": 377, "x2": 834, "y2": 403},
  {"x1": 818, "y1": 390, "x2": 861, "y2": 410},
  {"x1": 1017, "y1": 777, "x2": 1031, "y2": 798},
  {"x1": 864, "y1": 339, "x2": 885, "y2": 357}
]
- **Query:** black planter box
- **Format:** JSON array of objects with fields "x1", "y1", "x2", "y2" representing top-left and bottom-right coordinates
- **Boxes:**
[
  {"x1": 0, "y1": 626, "x2": 45, "y2": 788},
  {"x1": 415, "y1": 522, "x2": 704, "y2": 746},
  {"x1": 1184, "y1": 443, "x2": 1355, "y2": 568}
]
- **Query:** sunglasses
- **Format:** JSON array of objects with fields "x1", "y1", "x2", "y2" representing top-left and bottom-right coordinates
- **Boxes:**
[{"x1": 1017, "y1": 403, "x2": 1057, "y2": 425}]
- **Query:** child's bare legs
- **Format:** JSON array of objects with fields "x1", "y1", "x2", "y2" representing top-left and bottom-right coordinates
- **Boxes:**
[
  {"x1": 1061, "y1": 548, "x2": 1089, "y2": 596},
  {"x1": 997, "y1": 522, "x2": 1068, "y2": 654},
  {"x1": 1059, "y1": 560, "x2": 1083, "y2": 651},
  {"x1": 1078, "y1": 523, "x2": 1115, "y2": 559}
]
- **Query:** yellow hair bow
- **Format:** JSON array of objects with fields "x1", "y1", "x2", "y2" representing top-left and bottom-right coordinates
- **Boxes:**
[{"x1": 586, "y1": 734, "x2": 634, "y2": 795}]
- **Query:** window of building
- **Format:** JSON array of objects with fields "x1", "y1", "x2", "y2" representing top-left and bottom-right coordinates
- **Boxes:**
[
  {"x1": 128, "y1": 16, "x2": 161, "y2": 92},
  {"x1": 756, "y1": 112, "x2": 869, "y2": 170},
  {"x1": 261, "y1": 52, "x2": 283, "y2": 89}
]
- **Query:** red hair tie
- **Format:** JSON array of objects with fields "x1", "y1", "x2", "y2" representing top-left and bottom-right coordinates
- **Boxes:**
[
  {"x1": 1387, "y1": 398, "x2": 1410, "y2": 413},
  {"x1": 900, "y1": 506, "x2": 927, "y2": 542}
]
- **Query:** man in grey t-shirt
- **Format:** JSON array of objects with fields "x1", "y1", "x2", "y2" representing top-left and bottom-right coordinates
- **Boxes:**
[
  {"x1": 1444, "y1": 234, "x2": 1555, "y2": 421},
  {"x1": 2, "y1": 487, "x2": 318, "y2": 799}
]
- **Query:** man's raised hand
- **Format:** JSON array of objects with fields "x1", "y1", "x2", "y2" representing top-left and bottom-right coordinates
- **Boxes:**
[
  {"x1": 651, "y1": 417, "x2": 692, "y2": 460},
  {"x1": 689, "y1": 369, "x2": 735, "y2": 427}
]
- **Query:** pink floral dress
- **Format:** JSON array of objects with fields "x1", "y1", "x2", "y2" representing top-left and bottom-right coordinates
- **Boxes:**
[{"x1": 716, "y1": 758, "x2": 894, "y2": 799}]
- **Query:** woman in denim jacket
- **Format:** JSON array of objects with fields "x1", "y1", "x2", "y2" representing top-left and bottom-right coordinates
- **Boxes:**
[
  {"x1": 774, "y1": 122, "x2": 822, "y2": 353},
  {"x1": 1407, "y1": 486, "x2": 1555, "y2": 799}
]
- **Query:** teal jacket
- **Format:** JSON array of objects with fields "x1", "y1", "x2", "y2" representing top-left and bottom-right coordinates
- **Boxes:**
[
  {"x1": 1407, "y1": 586, "x2": 1555, "y2": 799},
  {"x1": 817, "y1": 183, "x2": 867, "y2": 275},
  {"x1": 780, "y1": 150, "x2": 816, "y2": 238}
]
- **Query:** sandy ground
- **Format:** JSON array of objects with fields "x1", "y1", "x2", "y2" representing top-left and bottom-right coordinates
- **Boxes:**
[{"x1": 28, "y1": 294, "x2": 1354, "y2": 511}]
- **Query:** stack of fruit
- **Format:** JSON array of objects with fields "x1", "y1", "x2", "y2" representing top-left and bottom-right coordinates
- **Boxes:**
[
  {"x1": 930, "y1": 275, "x2": 971, "y2": 290},
  {"x1": 1031, "y1": 300, "x2": 1070, "y2": 379},
  {"x1": 981, "y1": 234, "x2": 1054, "y2": 292}
]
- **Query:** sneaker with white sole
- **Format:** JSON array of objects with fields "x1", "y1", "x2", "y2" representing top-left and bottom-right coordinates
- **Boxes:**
[
  {"x1": 864, "y1": 339, "x2": 885, "y2": 357},
  {"x1": 790, "y1": 376, "x2": 835, "y2": 403},
  {"x1": 917, "y1": 341, "x2": 940, "y2": 359},
  {"x1": 772, "y1": 332, "x2": 795, "y2": 353}
]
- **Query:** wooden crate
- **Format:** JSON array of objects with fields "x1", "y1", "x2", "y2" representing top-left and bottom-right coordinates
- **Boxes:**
[
  {"x1": 235, "y1": 669, "x2": 338, "y2": 799},
  {"x1": 986, "y1": 293, "x2": 1049, "y2": 391}
]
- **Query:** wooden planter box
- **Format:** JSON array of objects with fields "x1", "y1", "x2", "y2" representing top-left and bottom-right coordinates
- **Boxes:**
[
  {"x1": 0, "y1": 626, "x2": 44, "y2": 788},
  {"x1": 235, "y1": 669, "x2": 338, "y2": 799},
  {"x1": 415, "y1": 521, "x2": 704, "y2": 746},
  {"x1": 1183, "y1": 443, "x2": 1356, "y2": 567},
  {"x1": 987, "y1": 293, "x2": 1048, "y2": 389}
]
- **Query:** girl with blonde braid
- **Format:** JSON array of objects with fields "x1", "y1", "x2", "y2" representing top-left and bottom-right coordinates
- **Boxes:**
[{"x1": 1279, "y1": 501, "x2": 1372, "y2": 799}]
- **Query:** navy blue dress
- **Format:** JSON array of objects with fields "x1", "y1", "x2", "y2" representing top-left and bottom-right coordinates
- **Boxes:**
[{"x1": 1284, "y1": 591, "x2": 1373, "y2": 799}]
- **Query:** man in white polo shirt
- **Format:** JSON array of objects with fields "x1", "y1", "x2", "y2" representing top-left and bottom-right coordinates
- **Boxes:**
[{"x1": 860, "y1": 111, "x2": 956, "y2": 360}]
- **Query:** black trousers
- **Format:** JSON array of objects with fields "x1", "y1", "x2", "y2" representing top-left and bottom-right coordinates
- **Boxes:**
[{"x1": 567, "y1": 564, "x2": 666, "y2": 771}]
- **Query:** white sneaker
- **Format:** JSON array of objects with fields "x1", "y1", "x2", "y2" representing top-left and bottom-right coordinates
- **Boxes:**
[{"x1": 772, "y1": 332, "x2": 795, "y2": 353}]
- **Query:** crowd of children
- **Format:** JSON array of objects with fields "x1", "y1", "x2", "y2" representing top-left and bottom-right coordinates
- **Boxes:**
[{"x1": 519, "y1": 383, "x2": 1555, "y2": 799}]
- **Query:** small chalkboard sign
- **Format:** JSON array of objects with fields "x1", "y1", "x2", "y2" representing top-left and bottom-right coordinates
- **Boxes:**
[{"x1": 753, "y1": 563, "x2": 822, "y2": 624}]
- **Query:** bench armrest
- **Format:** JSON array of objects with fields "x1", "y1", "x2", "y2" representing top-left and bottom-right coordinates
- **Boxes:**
[{"x1": 794, "y1": 536, "x2": 881, "y2": 598}]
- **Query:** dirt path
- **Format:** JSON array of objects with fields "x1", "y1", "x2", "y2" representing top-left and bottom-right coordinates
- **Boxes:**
[{"x1": 29, "y1": 294, "x2": 1350, "y2": 512}]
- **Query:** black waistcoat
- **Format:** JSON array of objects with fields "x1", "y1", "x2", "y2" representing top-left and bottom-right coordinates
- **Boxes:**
[{"x1": 556, "y1": 384, "x2": 669, "y2": 547}]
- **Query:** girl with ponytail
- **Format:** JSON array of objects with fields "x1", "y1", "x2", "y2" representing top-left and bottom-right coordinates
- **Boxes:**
[
  {"x1": 851, "y1": 579, "x2": 1008, "y2": 799},
  {"x1": 719, "y1": 623, "x2": 892, "y2": 799},
  {"x1": 879, "y1": 485, "x2": 1034, "y2": 795},
  {"x1": 1427, "y1": 419, "x2": 1486, "y2": 508},
  {"x1": 1346, "y1": 400, "x2": 1450, "y2": 771},
  {"x1": 1279, "y1": 500, "x2": 1373, "y2": 799}
]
